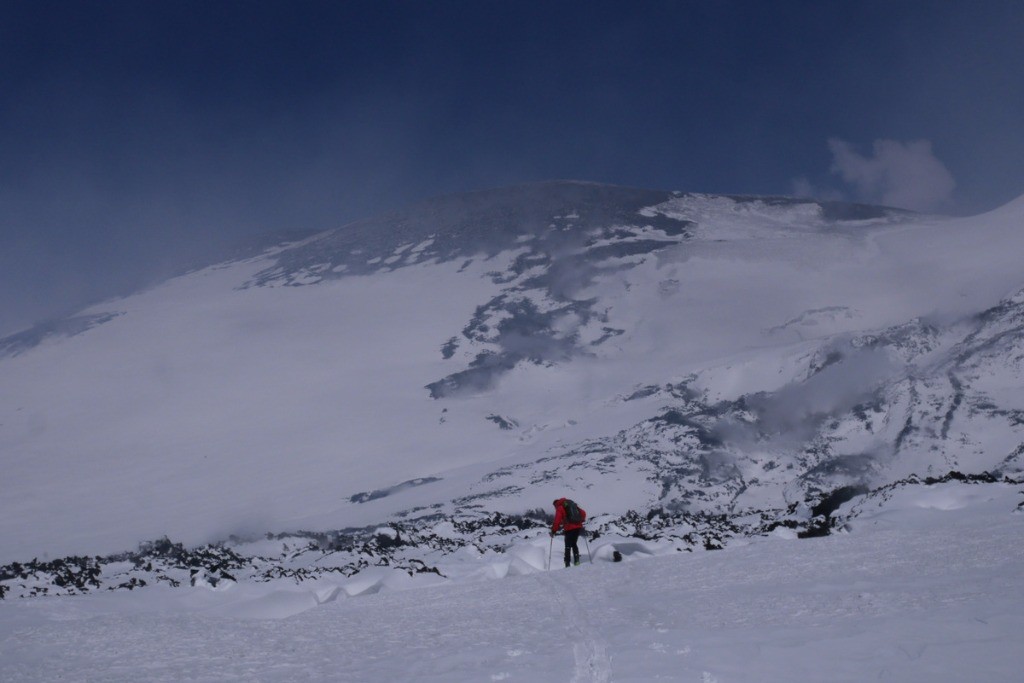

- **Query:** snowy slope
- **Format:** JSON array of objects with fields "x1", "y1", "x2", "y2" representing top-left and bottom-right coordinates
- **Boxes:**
[
  {"x1": 1, "y1": 478, "x2": 1021, "y2": 682},
  {"x1": 1, "y1": 181, "x2": 1023, "y2": 567}
]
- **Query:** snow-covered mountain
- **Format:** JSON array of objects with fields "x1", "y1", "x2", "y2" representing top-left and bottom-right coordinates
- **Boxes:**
[
  {"x1": 3, "y1": 180, "x2": 1024, "y2": 681},
  {"x1": 2, "y1": 180, "x2": 1023, "y2": 571}
]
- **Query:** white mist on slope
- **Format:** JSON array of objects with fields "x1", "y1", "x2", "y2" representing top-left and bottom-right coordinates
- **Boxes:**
[
  {"x1": 828, "y1": 138, "x2": 957, "y2": 212},
  {"x1": 1, "y1": 188, "x2": 1023, "y2": 563},
  {"x1": 0, "y1": 256, "x2": 508, "y2": 561},
  {"x1": 745, "y1": 347, "x2": 897, "y2": 443}
]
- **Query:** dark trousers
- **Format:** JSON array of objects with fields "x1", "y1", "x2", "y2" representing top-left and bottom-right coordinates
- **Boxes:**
[{"x1": 563, "y1": 528, "x2": 581, "y2": 566}]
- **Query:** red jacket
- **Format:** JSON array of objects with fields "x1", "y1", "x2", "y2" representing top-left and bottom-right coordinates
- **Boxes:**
[{"x1": 552, "y1": 498, "x2": 586, "y2": 533}]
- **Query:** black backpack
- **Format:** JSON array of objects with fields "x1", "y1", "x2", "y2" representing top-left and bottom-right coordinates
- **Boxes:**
[{"x1": 563, "y1": 499, "x2": 583, "y2": 524}]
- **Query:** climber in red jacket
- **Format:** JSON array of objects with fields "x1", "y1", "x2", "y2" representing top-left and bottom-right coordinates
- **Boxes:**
[{"x1": 550, "y1": 498, "x2": 587, "y2": 567}]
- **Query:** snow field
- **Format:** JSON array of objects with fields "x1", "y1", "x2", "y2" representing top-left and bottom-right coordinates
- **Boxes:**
[
  {"x1": 3, "y1": 192, "x2": 1024, "y2": 564},
  {"x1": 3, "y1": 188, "x2": 1024, "y2": 682},
  {"x1": 2, "y1": 483, "x2": 1022, "y2": 682}
]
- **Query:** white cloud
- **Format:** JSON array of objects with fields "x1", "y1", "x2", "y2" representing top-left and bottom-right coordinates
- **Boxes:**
[
  {"x1": 827, "y1": 138, "x2": 955, "y2": 212},
  {"x1": 790, "y1": 176, "x2": 844, "y2": 202},
  {"x1": 791, "y1": 177, "x2": 815, "y2": 198}
]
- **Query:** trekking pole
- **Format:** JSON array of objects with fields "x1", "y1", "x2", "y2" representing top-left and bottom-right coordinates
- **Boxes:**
[
  {"x1": 584, "y1": 531, "x2": 593, "y2": 564},
  {"x1": 547, "y1": 534, "x2": 553, "y2": 571}
]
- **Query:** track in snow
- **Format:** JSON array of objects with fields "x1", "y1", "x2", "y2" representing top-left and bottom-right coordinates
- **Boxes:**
[{"x1": 541, "y1": 572, "x2": 613, "y2": 683}]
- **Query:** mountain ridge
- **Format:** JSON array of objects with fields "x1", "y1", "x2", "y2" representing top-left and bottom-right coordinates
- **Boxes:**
[{"x1": 1, "y1": 181, "x2": 1021, "y2": 569}]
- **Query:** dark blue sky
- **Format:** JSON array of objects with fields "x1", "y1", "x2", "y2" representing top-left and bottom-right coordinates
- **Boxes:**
[{"x1": 2, "y1": 1, "x2": 1022, "y2": 334}]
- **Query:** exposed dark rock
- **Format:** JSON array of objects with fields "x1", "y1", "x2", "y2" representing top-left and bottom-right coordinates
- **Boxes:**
[
  {"x1": 2, "y1": 468, "x2": 1018, "y2": 600},
  {"x1": 486, "y1": 414, "x2": 519, "y2": 430},
  {"x1": 349, "y1": 477, "x2": 442, "y2": 504},
  {"x1": 811, "y1": 485, "x2": 869, "y2": 519}
]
